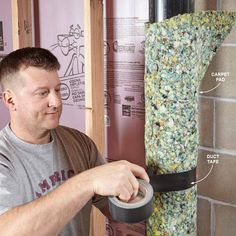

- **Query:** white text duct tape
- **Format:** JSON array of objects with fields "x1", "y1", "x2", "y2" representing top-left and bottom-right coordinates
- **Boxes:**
[{"x1": 108, "y1": 179, "x2": 154, "y2": 224}]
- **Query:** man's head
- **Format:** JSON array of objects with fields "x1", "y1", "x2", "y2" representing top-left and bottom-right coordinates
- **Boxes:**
[
  {"x1": 0, "y1": 47, "x2": 60, "y2": 91},
  {"x1": 0, "y1": 47, "x2": 62, "y2": 143}
]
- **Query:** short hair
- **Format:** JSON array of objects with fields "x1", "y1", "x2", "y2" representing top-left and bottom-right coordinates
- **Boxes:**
[{"x1": 0, "y1": 47, "x2": 60, "y2": 90}]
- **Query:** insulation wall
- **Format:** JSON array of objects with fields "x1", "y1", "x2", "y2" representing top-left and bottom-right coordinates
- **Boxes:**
[
  {"x1": 0, "y1": 0, "x2": 12, "y2": 128},
  {"x1": 38, "y1": 0, "x2": 85, "y2": 132}
]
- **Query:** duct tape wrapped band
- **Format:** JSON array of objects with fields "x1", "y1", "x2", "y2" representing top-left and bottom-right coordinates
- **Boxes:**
[
  {"x1": 148, "y1": 167, "x2": 197, "y2": 192},
  {"x1": 108, "y1": 179, "x2": 154, "y2": 224}
]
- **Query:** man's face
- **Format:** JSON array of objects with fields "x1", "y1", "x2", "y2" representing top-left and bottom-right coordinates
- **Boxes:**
[{"x1": 12, "y1": 67, "x2": 62, "y2": 133}]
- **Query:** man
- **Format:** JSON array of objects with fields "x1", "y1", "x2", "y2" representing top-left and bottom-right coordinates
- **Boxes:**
[{"x1": 0, "y1": 47, "x2": 149, "y2": 235}]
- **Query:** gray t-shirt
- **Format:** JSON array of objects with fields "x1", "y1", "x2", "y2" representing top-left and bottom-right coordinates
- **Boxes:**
[{"x1": 0, "y1": 124, "x2": 107, "y2": 236}]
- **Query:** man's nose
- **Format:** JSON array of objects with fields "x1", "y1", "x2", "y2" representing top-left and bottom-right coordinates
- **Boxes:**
[{"x1": 48, "y1": 91, "x2": 62, "y2": 108}]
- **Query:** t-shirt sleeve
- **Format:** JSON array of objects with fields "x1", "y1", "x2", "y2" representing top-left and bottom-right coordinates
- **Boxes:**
[{"x1": 0, "y1": 156, "x2": 22, "y2": 215}]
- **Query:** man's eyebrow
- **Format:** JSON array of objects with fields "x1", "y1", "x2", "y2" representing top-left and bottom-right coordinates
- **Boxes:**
[
  {"x1": 33, "y1": 86, "x2": 48, "y2": 92},
  {"x1": 32, "y1": 83, "x2": 61, "y2": 92}
]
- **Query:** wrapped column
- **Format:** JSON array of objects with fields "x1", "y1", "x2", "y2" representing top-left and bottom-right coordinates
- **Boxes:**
[{"x1": 144, "y1": 11, "x2": 236, "y2": 235}]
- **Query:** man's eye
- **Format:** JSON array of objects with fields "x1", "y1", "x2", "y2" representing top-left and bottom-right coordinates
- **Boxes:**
[{"x1": 38, "y1": 91, "x2": 48, "y2": 96}]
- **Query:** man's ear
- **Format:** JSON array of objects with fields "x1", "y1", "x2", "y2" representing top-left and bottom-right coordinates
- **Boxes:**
[{"x1": 2, "y1": 89, "x2": 16, "y2": 111}]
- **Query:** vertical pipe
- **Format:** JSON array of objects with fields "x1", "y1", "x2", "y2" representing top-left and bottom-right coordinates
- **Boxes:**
[
  {"x1": 33, "y1": 0, "x2": 40, "y2": 47},
  {"x1": 149, "y1": 0, "x2": 195, "y2": 23}
]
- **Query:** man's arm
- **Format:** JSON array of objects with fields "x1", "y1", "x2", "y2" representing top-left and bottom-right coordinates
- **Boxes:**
[
  {"x1": 0, "y1": 169, "x2": 93, "y2": 236},
  {"x1": 0, "y1": 160, "x2": 149, "y2": 235}
]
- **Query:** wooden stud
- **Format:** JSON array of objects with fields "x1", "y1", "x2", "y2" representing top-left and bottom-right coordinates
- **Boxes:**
[
  {"x1": 17, "y1": 0, "x2": 33, "y2": 48},
  {"x1": 84, "y1": 1, "x2": 106, "y2": 236},
  {"x1": 11, "y1": 0, "x2": 33, "y2": 50},
  {"x1": 11, "y1": 0, "x2": 19, "y2": 50}
]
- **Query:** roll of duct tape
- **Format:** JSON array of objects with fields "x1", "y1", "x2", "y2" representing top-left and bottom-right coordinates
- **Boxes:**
[{"x1": 108, "y1": 179, "x2": 154, "y2": 223}]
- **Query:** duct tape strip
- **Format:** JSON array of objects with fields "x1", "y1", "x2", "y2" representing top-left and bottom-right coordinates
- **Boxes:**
[
  {"x1": 108, "y1": 179, "x2": 154, "y2": 224},
  {"x1": 148, "y1": 167, "x2": 197, "y2": 192}
]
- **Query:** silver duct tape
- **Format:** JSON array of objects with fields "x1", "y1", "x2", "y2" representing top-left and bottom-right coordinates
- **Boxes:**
[{"x1": 108, "y1": 179, "x2": 154, "y2": 224}]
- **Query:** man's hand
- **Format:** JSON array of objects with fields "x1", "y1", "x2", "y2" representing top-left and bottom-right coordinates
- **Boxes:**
[{"x1": 86, "y1": 160, "x2": 149, "y2": 202}]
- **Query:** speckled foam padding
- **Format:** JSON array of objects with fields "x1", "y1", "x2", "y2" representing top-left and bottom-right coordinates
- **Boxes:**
[{"x1": 144, "y1": 10, "x2": 236, "y2": 236}]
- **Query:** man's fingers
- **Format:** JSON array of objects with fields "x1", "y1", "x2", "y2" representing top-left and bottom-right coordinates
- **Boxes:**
[
  {"x1": 125, "y1": 161, "x2": 150, "y2": 182},
  {"x1": 113, "y1": 160, "x2": 149, "y2": 200},
  {"x1": 127, "y1": 172, "x2": 139, "y2": 198},
  {"x1": 118, "y1": 188, "x2": 132, "y2": 202},
  {"x1": 90, "y1": 160, "x2": 149, "y2": 200}
]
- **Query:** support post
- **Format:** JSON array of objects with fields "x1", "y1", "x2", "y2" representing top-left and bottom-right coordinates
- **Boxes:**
[
  {"x1": 11, "y1": 0, "x2": 33, "y2": 50},
  {"x1": 84, "y1": 1, "x2": 105, "y2": 236}
]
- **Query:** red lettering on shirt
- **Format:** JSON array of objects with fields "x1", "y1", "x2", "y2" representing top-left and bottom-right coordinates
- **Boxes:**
[
  {"x1": 38, "y1": 179, "x2": 51, "y2": 193},
  {"x1": 61, "y1": 170, "x2": 66, "y2": 181},
  {"x1": 49, "y1": 171, "x2": 61, "y2": 186},
  {"x1": 35, "y1": 192, "x2": 42, "y2": 198},
  {"x1": 35, "y1": 169, "x2": 74, "y2": 198}
]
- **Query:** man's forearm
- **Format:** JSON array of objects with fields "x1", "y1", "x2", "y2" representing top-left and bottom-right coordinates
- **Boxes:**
[
  {"x1": 0, "y1": 160, "x2": 149, "y2": 235},
  {"x1": 0, "y1": 172, "x2": 94, "y2": 236}
]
